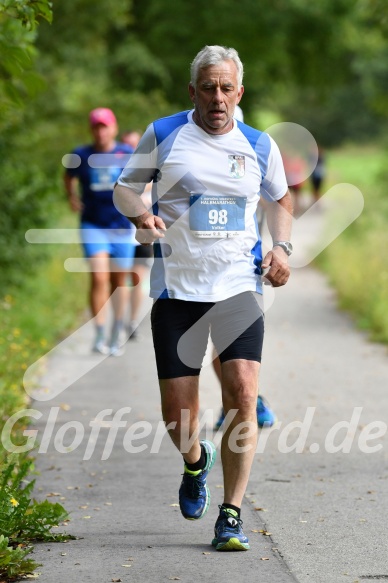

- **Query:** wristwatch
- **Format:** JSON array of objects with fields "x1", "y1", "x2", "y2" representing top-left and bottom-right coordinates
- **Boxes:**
[{"x1": 273, "y1": 241, "x2": 293, "y2": 256}]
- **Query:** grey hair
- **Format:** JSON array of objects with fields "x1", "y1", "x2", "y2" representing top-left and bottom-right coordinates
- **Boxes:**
[{"x1": 190, "y1": 45, "x2": 244, "y2": 88}]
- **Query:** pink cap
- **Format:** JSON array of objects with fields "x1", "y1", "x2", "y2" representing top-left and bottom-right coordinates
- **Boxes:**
[{"x1": 89, "y1": 107, "x2": 117, "y2": 127}]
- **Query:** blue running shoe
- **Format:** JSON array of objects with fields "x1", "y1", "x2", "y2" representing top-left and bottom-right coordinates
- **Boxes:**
[
  {"x1": 214, "y1": 395, "x2": 276, "y2": 430},
  {"x1": 214, "y1": 409, "x2": 225, "y2": 430},
  {"x1": 212, "y1": 506, "x2": 250, "y2": 551},
  {"x1": 256, "y1": 395, "x2": 277, "y2": 427},
  {"x1": 179, "y1": 440, "x2": 216, "y2": 520}
]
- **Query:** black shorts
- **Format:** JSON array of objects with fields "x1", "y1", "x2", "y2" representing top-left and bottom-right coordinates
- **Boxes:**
[
  {"x1": 134, "y1": 244, "x2": 153, "y2": 266},
  {"x1": 151, "y1": 291, "x2": 264, "y2": 379}
]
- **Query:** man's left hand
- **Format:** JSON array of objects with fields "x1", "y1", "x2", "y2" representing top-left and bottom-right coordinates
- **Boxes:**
[{"x1": 261, "y1": 247, "x2": 290, "y2": 287}]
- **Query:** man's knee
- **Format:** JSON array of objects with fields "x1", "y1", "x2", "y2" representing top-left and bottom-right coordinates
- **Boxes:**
[
  {"x1": 160, "y1": 377, "x2": 199, "y2": 426},
  {"x1": 221, "y1": 361, "x2": 259, "y2": 414},
  {"x1": 223, "y1": 385, "x2": 258, "y2": 414}
]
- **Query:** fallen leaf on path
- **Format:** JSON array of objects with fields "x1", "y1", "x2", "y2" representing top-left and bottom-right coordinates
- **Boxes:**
[
  {"x1": 112, "y1": 579, "x2": 122, "y2": 582},
  {"x1": 169, "y1": 503, "x2": 179, "y2": 507},
  {"x1": 202, "y1": 552, "x2": 211, "y2": 555},
  {"x1": 121, "y1": 564, "x2": 132, "y2": 568},
  {"x1": 260, "y1": 558, "x2": 270, "y2": 561},
  {"x1": 259, "y1": 530, "x2": 272, "y2": 536}
]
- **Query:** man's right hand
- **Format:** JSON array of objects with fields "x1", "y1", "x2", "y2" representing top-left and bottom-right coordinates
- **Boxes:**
[{"x1": 134, "y1": 212, "x2": 166, "y2": 245}]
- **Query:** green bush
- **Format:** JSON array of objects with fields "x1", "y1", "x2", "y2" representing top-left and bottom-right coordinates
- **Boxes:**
[
  {"x1": 0, "y1": 458, "x2": 71, "y2": 544},
  {"x1": 0, "y1": 534, "x2": 39, "y2": 581},
  {"x1": 0, "y1": 455, "x2": 75, "y2": 580}
]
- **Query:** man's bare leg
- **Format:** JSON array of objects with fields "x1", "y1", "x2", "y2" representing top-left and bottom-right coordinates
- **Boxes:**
[
  {"x1": 89, "y1": 253, "x2": 111, "y2": 353},
  {"x1": 108, "y1": 269, "x2": 128, "y2": 354},
  {"x1": 220, "y1": 359, "x2": 259, "y2": 507},
  {"x1": 159, "y1": 375, "x2": 201, "y2": 462},
  {"x1": 89, "y1": 253, "x2": 110, "y2": 324},
  {"x1": 160, "y1": 375, "x2": 216, "y2": 520}
]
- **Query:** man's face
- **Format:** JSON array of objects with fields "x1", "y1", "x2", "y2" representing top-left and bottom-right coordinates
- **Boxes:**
[
  {"x1": 91, "y1": 122, "x2": 118, "y2": 151},
  {"x1": 189, "y1": 60, "x2": 244, "y2": 135}
]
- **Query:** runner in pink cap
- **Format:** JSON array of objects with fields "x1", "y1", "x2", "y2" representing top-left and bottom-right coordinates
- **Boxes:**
[{"x1": 89, "y1": 107, "x2": 117, "y2": 127}]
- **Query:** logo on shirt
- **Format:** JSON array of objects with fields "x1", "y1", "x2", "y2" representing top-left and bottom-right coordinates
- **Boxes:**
[{"x1": 228, "y1": 155, "x2": 245, "y2": 178}]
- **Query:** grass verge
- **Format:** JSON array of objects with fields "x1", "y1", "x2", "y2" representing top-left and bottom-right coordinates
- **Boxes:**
[
  {"x1": 0, "y1": 210, "x2": 87, "y2": 580},
  {"x1": 315, "y1": 144, "x2": 388, "y2": 344}
]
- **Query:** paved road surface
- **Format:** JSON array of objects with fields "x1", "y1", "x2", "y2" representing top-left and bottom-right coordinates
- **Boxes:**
[{"x1": 30, "y1": 197, "x2": 388, "y2": 583}]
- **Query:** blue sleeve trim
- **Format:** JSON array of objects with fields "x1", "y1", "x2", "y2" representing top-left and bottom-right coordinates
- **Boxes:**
[
  {"x1": 153, "y1": 111, "x2": 190, "y2": 146},
  {"x1": 152, "y1": 111, "x2": 190, "y2": 168}
]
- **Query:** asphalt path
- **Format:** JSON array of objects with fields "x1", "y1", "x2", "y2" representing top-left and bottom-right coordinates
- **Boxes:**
[{"x1": 29, "y1": 194, "x2": 388, "y2": 583}]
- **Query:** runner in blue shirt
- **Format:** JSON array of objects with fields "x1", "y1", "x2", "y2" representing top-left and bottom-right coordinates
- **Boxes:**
[{"x1": 64, "y1": 108, "x2": 135, "y2": 356}]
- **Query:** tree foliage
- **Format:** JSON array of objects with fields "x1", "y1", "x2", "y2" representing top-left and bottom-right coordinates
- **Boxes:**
[
  {"x1": 0, "y1": 0, "x2": 52, "y2": 113},
  {"x1": 128, "y1": 0, "x2": 387, "y2": 142},
  {"x1": 0, "y1": 0, "x2": 52, "y2": 28}
]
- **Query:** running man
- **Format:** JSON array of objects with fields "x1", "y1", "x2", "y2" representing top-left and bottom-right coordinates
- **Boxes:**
[
  {"x1": 114, "y1": 46, "x2": 293, "y2": 551},
  {"x1": 64, "y1": 108, "x2": 135, "y2": 356}
]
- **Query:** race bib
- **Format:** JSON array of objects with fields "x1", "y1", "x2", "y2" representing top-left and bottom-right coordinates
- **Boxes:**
[{"x1": 189, "y1": 194, "x2": 246, "y2": 238}]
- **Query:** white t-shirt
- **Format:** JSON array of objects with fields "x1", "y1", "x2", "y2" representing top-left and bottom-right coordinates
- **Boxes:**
[{"x1": 117, "y1": 110, "x2": 288, "y2": 302}]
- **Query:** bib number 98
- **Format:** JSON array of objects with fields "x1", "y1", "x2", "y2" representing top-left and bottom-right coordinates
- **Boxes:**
[{"x1": 209, "y1": 209, "x2": 228, "y2": 225}]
